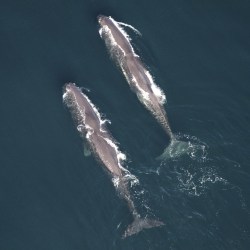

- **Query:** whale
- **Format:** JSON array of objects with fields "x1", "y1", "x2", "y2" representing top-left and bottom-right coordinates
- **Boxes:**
[
  {"x1": 98, "y1": 15, "x2": 189, "y2": 158},
  {"x1": 63, "y1": 83, "x2": 164, "y2": 238}
]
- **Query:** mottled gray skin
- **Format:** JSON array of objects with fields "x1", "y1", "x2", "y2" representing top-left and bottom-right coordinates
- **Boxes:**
[
  {"x1": 64, "y1": 83, "x2": 138, "y2": 221},
  {"x1": 98, "y1": 15, "x2": 133, "y2": 55},
  {"x1": 98, "y1": 15, "x2": 174, "y2": 139},
  {"x1": 64, "y1": 83, "x2": 164, "y2": 237},
  {"x1": 64, "y1": 83, "x2": 123, "y2": 177}
]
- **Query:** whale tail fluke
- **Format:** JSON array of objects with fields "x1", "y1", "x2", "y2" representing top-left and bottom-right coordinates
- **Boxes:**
[
  {"x1": 157, "y1": 139, "x2": 190, "y2": 160},
  {"x1": 122, "y1": 216, "x2": 164, "y2": 238}
]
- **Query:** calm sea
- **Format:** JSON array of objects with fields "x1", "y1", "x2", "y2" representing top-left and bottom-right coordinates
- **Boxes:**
[{"x1": 0, "y1": 0, "x2": 250, "y2": 249}]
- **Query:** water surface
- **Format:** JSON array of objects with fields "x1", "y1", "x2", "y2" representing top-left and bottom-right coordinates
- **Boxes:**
[{"x1": 0, "y1": 1, "x2": 250, "y2": 249}]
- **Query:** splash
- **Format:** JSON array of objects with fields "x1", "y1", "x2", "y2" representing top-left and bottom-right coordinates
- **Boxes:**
[
  {"x1": 99, "y1": 18, "x2": 166, "y2": 108},
  {"x1": 100, "y1": 135, "x2": 127, "y2": 164},
  {"x1": 107, "y1": 17, "x2": 138, "y2": 56},
  {"x1": 99, "y1": 20, "x2": 138, "y2": 58},
  {"x1": 155, "y1": 159, "x2": 229, "y2": 197},
  {"x1": 130, "y1": 75, "x2": 150, "y2": 102},
  {"x1": 117, "y1": 21, "x2": 142, "y2": 36},
  {"x1": 63, "y1": 85, "x2": 86, "y2": 126},
  {"x1": 64, "y1": 83, "x2": 165, "y2": 237},
  {"x1": 144, "y1": 70, "x2": 166, "y2": 105},
  {"x1": 63, "y1": 83, "x2": 110, "y2": 135},
  {"x1": 175, "y1": 166, "x2": 228, "y2": 196},
  {"x1": 64, "y1": 84, "x2": 140, "y2": 188},
  {"x1": 156, "y1": 135, "x2": 230, "y2": 196},
  {"x1": 99, "y1": 16, "x2": 170, "y2": 140},
  {"x1": 158, "y1": 133, "x2": 208, "y2": 161}
]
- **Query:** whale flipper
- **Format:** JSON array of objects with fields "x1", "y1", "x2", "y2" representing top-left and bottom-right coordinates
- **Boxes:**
[
  {"x1": 83, "y1": 142, "x2": 92, "y2": 157},
  {"x1": 122, "y1": 217, "x2": 164, "y2": 238}
]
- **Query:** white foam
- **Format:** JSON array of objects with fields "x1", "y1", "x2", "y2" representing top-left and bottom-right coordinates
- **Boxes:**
[
  {"x1": 64, "y1": 85, "x2": 119, "y2": 156},
  {"x1": 63, "y1": 85, "x2": 86, "y2": 125},
  {"x1": 131, "y1": 75, "x2": 150, "y2": 102},
  {"x1": 121, "y1": 65, "x2": 132, "y2": 86},
  {"x1": 112, "y1": 176, "x2": 120, "y2": 188},
  {"x1": 62, "y1": 92, "x2": 68, "y2": 101},
  {"x1": 85, "y1": 124, "x2": 94, "y2": 139},
  {"x1": 117, "y1": 21, "x2": 142, "y2": 36},
  {"x1": 179, "y1": 169, "x2": 228, "y2": 197},
  {"x1": 98, "y1": 27, "x2": 103, "y2": 38},
  {"x1": 120, "y1": 65, "x2": 150, "y2": 103},
  {"x1": 105, "y1": 17, "x2": 138, "y2": 57},
  {"x1": 144, "y1": 70, "x2": 166, "y2": 104},
  {"x1": 64, "y1": 83, "x2": 139, "y2": 187},
  {"x1": 63, "y1": 84, "x2": 111, "y2": 138},
  {"x1": 100, "y1": 18, "x2": 167, "y2": 107},
  {"x1": 97, "y1": 134, "x2": 140, "y2": 186},
  {"x1": 101, "y1": 136, "x2": 127, "y2": 163},
  {"x1": 77, "y1": 124, "x2": 85, "y2": 132},
  {"x1": 100, "y1": 25, "x2": 126, "y2": 57},
  {"x1": 78, "y1": 89, "x2": 108, "y2": 133},
  {"x1": 100, "y1": 118, "x2": 111, "y2": 133},
  {"x1": 112, "y1": 170, "x2": 139, "y2": 188},
  {"x1": 101, "y1": 118, "x2": 111, "y2": 125},
  {"x1": 108, "y1": 17, "x2": 132, "y2": 42},
  {"x1": 80, "y1": 86, "x2": 91, "y2": 93},
  {"x1": 123, "y1": 172, "x2": 140, "y2": 187}
]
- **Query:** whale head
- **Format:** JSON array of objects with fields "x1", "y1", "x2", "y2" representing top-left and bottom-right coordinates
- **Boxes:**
[{"x1": 97, "y1": 15, "x2": 110, "y2": 27}]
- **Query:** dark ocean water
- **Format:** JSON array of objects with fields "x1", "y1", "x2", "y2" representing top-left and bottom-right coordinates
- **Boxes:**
[{"x1": 0, "y1": 0, "x2": 250, "y2": 249}]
